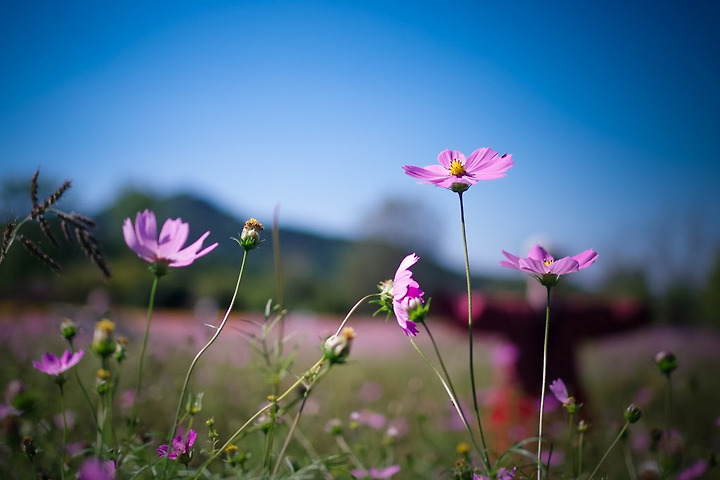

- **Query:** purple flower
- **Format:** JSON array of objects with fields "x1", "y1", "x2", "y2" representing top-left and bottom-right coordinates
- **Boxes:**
[
  {"x1": 78, "y1": 458, "x2": 116, "y2": 480},
  {"x1": 403, "y1": 148, "x2": 513, "y2": 192},
  {"x1": 33, "y1": 350, "x2": 84, "y2": 376},
  {"x1": 500, "y1": 245, "x2": 597, "y2": 287},
  {"x1": 549, "y1": 378, "x2": 570, "y2": 404},
  {"x1": 123, "y1": 209, "x2": 218, "y2": 269},
  {"x1": 392, "y1": 253, "x2": 424, "y2": 336},
  {"x1": 157, "y1": 428, "x2": 197, "y2": 460},
  {"x1": 677, "y1": 460, "x2": 708, "y2": 480},
  {"x1": 351, "y1": 465, "x2": 401, "y2": 479},
  {"x1": 473, "y1": 467, "x2": 516, "y2": 480}
]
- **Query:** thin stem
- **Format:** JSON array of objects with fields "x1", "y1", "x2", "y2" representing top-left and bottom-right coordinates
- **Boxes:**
[
  {"x1": 67, "y1": 339, "x2": 99, "y2": 433},
  {"x1": 335, "y1": 433, "x2": 366, "y2": 472},
  {"x1": 334, "y1": 294, "x2": 377, "y2": 336},
  {"x1": 587, "y1": 421, "x2": 630, "y2": 480},
  {"x1": 408, "y1": 337, "x2": 486, "y2": 473},
  {"x1": 129, "y1": 274, "x2": 160, "y2": 433},
  {"x1": 578, "y1": 429, "x2": 585, "y2": 476},
  {"x1": 623, "y1": 435, "x2": 637, "y2": 480},
  {"x1": 457, "y1": 192, "x2": 491, "y2": 472},
  {"x1": 163, "y1": 250, "x2": 248, "y2": 479},
  {"x1": 665, "y1": 374, "x2": 672, "y2": 442},
  {"x1": 272, "y1": 393, "x2": 309, "y2": 476},
  {"x1": 537, "y1": 286, "x2": 552, "y2": 480},
  {"x1": 569, "y1": 412, "x2": 576, "y2": 478},
  {"x1": 59, "y1": 382, "x2": 67, "y2": 480}
]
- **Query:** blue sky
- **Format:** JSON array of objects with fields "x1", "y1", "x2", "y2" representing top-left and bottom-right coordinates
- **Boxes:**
[{"x1": 2, "y1": 0, "x2": 719, "y2": 289}]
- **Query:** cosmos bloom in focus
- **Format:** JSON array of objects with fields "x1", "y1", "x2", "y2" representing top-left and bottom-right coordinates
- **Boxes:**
[
  {"x1": 392, "y1": 253, "x2": 424, "y2": 336},
  {"x1": 500, "y1": 245, "x2": 597, "y2": 287},
  {"x1": 123, "y1": 209, "x2": 218, "y2": 270},
  {"x1": 157, "y1": 429, "x2": 197, "y2": 459},
  {"x1": 33, "y1": 350, "x2": 84, "y2": 376},
  {"x1": 403, "y1": 148, "x2": 513, "y2": 192},
  {"x1": 549, "y1": 378, "x2": 570, "y2": 404}
]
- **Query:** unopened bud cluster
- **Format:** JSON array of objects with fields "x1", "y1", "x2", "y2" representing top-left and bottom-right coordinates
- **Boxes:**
[{"x1": 239, "y1": 218, "x2": 263, "y2": 251}]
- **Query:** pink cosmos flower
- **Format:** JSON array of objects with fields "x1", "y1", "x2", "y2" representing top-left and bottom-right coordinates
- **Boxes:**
[
  {"x1": 549, "y1": 378, "x2": 570, "y2": 404},
  {"x1": 473, "y1": 467, "x2": 516, "y2": 480},
  {"x1": 402, "y1": 148, "x2": 513, "y2": 191},
  {"x1": 500, "y1": 245, "x2": 597, "y2": 287},
  {"x1": 78, "y1": 458, "x2": 116, "y2": 480},
  {"x1": 33, "y1": 350, "x2": 84, "y2": 376},
  {"x1": 677, "y1": 460, "x2": 708, "y2": 480},
  {"x1": 123, "y1": 209, "x2": 218, "y2": 268},
  {"x1": 392, "y1": 253, "x2": 424, "y2": 336},
  {"x1": 157, "y1": 428, "x2": 197, "y2": 459},
  {"x1": 351, "y1": 465, "x2": 401, "y2": 479}
]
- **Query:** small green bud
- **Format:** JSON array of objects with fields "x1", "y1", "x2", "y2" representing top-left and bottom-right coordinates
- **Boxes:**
[
  {"x1": 451, "y1": 182, "x2": 470, "y2": 194},
  {"x1": 186, "y1": 392, "x2": 204, "y2": 415},
  {"x1": 239, "y1": 218, "x2": 263, "y2": 251},
  {"x1": 624, "y1": 404, "x2": 642, "y2": 424},
  {"x1": 91, "y1": 319, "x2": 117, "y2": 358},
  {"x1": 655, "y1": 351, "x2": 678, "y2": 376},
  {"x1": 114, "y1": 337, "x2": 128, "y2": 362},
  {"x1": 60, "y1": 317, "x2": 77, "y2": 342},
  {"x1": 322, "y1": 327, "x2": 356, "y2": 364},
  {"x1": 578, "y1": 419, "x2": 590, "y2": 433},
  {"x1": 326, "y1": 418, "x2": 343, "y2": 436}
]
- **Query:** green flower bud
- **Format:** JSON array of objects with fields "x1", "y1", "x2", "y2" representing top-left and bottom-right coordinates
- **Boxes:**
[
  {"x1": 578, "y1": 419, "x2": 590, "y2": 433},
  {"x1": 655, "y1": 351, "x2": 678, "y2": 376},
  {"x1": 239, "y1": 218, "x2": 263, "y2": 251},
  {"x1": 322, "y1": 327, "x2": 356, "y2": 364},
  {"x1": 60, "y1": 317, "x2": 77, "y2": 342},
  {"x1": 91, "y1": 319, "x2": 117, "y2": 358},
  {"x1": 624, "y1": 404, "x2": 642, "y2": 424}
]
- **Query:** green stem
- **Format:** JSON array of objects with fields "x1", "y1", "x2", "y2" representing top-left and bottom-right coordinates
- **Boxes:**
[
  {"x1": 59, "y1": 382, "x2": 67, "y2": 480},
  {"x1": 68, "y1": 340, "x2": 99, "y2": 433},
  {"x1": 335, "y1": 294, "x2": 377, "y2": 336},
  {"x1": 578, "y1": 429, "x2": 585, "y2": 476},
  {"x1": 272, "y1": 393, "x2": 309, "y2": 477},
  {"x1": 665, "y1": 374, "x2": 672, "y2": 443},
  {"x1": 164, "y1": 250, "x2": 248, "y2": 479},
  {"x1": 129, "y1": 274, "x2": 160, "y2": 433},
  {"x1": 587, "y1": 421, "x2": 630, "y2": 480},
  {"x1": 408, "y1": 337, "x2": 486, "y2": 473},
  {"x1": 537, "y1": 286, "x2": 552, "y2": 480},
  {"x1": 623, "y1": 435, "x2": 637, "y2": 480},
  {"x1": 569, "y1": 412, "x2": 576, "y2": 478},
  {"x1": 457, "y1": 192, "x2": 491, "y2": 472},
  {"x1": 191, "y1": 358, "x2": 327, "y2": 479}
]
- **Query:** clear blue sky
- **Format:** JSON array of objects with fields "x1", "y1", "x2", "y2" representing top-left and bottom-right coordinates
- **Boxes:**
[{"x1": 2, "y1": 0, "x2": 719, "y2": 289}]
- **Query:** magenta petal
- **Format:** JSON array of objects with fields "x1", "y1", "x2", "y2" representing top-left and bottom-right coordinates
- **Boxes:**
[
  {"x1": 402, "y1": 164, "x2": 445, "y2": 183},
  {"x1": 527, "y1": 245, "x2": 551, "y2": 262},
  {"x1": 549, "y1": 257, "x2": 579, "y2": 275},
  {"x1": 437, "y1": 149, "x2": 465, "y2": 168},
  {"x1": 573, "y1": 249, "x2": 598, "y2": 270},
  {"x1": 158, "y1": 218, "x2": 189, "y2": 255},
  {"x1": 499, "y1": 250, "x2": 522, "y2": 270},
  {"x1": 136, "y1": 210, "x2": 159, "y2": 251},
  {"x1": 518, "y1": 258, "x2": 547, "y2": 275},
  {"x1": 549, "y1": 378, "x2": 569, "y2": 403}
]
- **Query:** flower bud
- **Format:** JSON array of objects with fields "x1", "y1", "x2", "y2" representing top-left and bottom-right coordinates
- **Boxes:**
[
  {"x1": 92, "y1": 319, "x2": 116, "y2": 358},
  {"x1": 239, "y1": 218, "x2": 263, "y2": 251},
  {"x1": 186, "y1": 392, "x2": 204, "y2": 415},
  {"x1": 322, "y1": 327, "x2": 356, "y2": 364},
  {"x1": 578, "y1": 419, "x2": 590, "y2": 433},
  {"x1": 60, "y1": 317, "x2": 77, "y2": 342},
  {"x1": 96, "y1": 369, "x2": 111, "y2": 395},
  {"x1": 325, "y1": 418, "x2": 343, "y2": 436},
  {"x1": 654, "y1": 351, "x2": 678, "y2": 376},
  {"x1": 624, "y1": 404, "x2": 642, "y2": 424},
  {"x1": 114, "y1": 337, "x2": 128, "y2": 363}
]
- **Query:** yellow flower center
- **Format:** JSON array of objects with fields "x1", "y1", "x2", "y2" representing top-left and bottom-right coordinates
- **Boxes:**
[
  {"x1": 448, "y1": 159, "x2": 466, "y2": 177},
  {"x1": 543, "y1": 258, "x2": 554, "y2": 266}
]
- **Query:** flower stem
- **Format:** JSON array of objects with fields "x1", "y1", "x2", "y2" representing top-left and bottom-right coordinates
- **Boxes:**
[
  {"x1": 129, "y1": 274, "x2": 159, "y2": 434},
  {"x1": 578, "y1": 428, "x2": 585, "y2": 476},
  {"x1": 272, "y1": 391, "x2": 310, "y2": 476},
  {"x1": 568, "y1": 412, "x2": 576, "y2": 478},
  {"x1": 408, "y1": 337, "x2": 486, "y2": 474},
  {"x1": 537, "y1": 286, "x2": 552, "y2": 480},
  {"x1": 456, "y1": 192, "x2": 491, "y2": 472},
  {"x1": 587, "y1": 421, "x2": 630, "y2": 480},
  {"x1": 163, "y1": 250, "x2": 248, "y2": 478},
  {"x1": 58, "y1": 382, "x2": 67, "y2": 480},
  {"x1": 335, "y1": 294, "x2": 377, "y2": 336}
]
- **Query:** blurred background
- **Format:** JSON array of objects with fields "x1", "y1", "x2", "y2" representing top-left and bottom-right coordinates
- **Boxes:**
[{"x1": 2, "y1": 2, "x2": 720, "y2": 475}]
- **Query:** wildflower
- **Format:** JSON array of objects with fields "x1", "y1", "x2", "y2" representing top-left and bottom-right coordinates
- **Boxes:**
[
  {"x1": 351, "y1": 465, "x2": 401, "y2": 479},
  {"x1": 677, "y1": 460, "x2": 708, "y2": 480},
  {"x1": 500, "y1": 244, "x2": 597, "y2": 287},
  {"x1": 123, "y1": 209, "x2": 217, "y2": 276},
  {"x1": 59, "y1": 317, "x2": 77, "y2": 342},
  {"x1": 654, "y1": 351, "x2": 678, "y2": 376},
  {"x1": 403, "y1": 148, "x2": 513, "y2": 193},
  {"x1": 473, "y1": 467, "x2": 516, "y2": 480},
  {"x1": 91, "y1": 319, "x2": 116, "y2": 358},
  {"x1": 322, "y1": 327, "x2": 356, "y2": 364},
  {"x1": 392, "y1": 253, "x2": 425, "y2": 336},
  {"x1": 33, "y1": 350, "x2": 84, "y2": 377},
  {"x1": 157, "y1": 428, "x2": 197, "y2": 460},
  {"x1": 238, "y1": 218, "x2": 264, "y2": 251},
  {"x1": 78, "y1": 458, "x2": 116, "y2": 480},
  {"x1": 549, "y1": 378, "x2": 569, "y2": 404}
]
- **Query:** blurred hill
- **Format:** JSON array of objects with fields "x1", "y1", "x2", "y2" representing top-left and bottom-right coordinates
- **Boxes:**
[{"x1": 0, "y1": 187, "x2": 510, "y2": 313}]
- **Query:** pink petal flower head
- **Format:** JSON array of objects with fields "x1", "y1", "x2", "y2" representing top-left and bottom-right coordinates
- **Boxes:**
[
  {"x1": 403, "y1": 147, "x2": 513, "y2": 193},
  {"x1": 123, "y1": 209, "x2": 218, "y2": 274},
  {"x1": 33, "y1": 350, "x2": 84, "y2": 376},
  {"x1": 500, "y1": 244, "x2": 597, "y2": 287},
  {"x1": 392, "y1": 253, "x2": 424, "y2": 336},
  {"x1": 351, "y1": 465, "x2": 401, "y2": 479},
  {"x1": 157, "y1": 428, "x2": 197, "y2": 460},
  {"x1": 549, "y1": 378, "x2": 570, "y2": 404}
]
